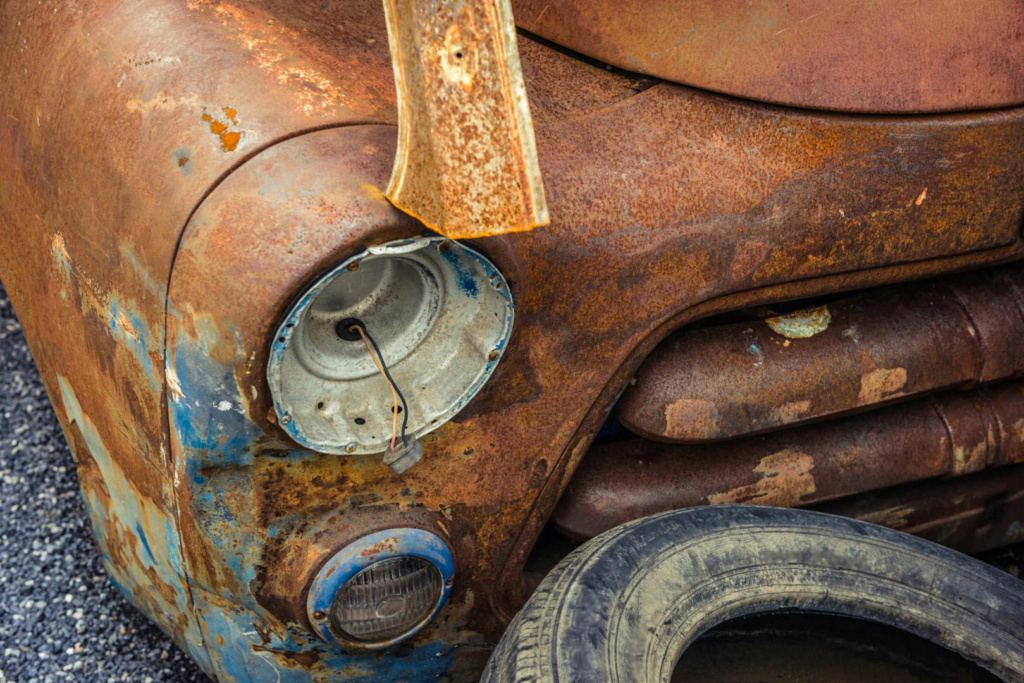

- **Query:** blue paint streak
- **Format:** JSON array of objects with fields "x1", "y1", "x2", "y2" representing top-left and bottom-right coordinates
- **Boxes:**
[
  {"x1": 675, "y1": 26, "x2": 696, "y2": 47},
  {"x1": 135, "y1": 522, "x2": 156, "y2": 564},
  {"x1": 169, "y1": 336, "x2": 270, "y2": 602},
  {"x1": 441, "y1": 247, "x2": 479, "y2": 297}
]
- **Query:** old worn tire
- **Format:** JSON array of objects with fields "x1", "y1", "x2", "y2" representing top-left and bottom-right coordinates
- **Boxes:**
[{"x1": 483, "y1": 506, "x2": 1024, "y2": 682}]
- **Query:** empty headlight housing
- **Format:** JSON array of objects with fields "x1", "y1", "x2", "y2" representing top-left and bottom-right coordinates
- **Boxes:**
[{"x1": 267, "y1": 236, "x2": 513, "y2": 460}]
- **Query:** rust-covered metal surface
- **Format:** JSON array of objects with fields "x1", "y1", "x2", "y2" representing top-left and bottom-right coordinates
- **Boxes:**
[
  {"x1": 813, "y1": 461, "x2": 1024, "y2": 557},
  {"x1": 512, "y1": 0, "x2": 1024, "y2": 114},
  {"x1": 383, "y1": 0, "x2": 548, "y2": 238},
  {"x1": 4, "y1": 0, "x2": 1024, "y2": 680},
  {"x1": 164, "y1": 91, "x2": 1024, "y2": 678},
  {"x1": 555, "y1": 381, "x2": 1024, "y2": 541},
  {"x1": 618, "y1": 263, "x2": 1024, "y2": 443}
]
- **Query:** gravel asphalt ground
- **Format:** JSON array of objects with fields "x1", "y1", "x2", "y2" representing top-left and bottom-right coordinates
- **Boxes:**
[{"x1": 2, "y1": 277, "x2": 1023, "y2": 683}]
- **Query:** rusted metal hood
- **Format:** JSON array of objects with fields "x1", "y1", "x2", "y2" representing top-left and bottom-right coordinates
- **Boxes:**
[{"x1": 512, "y1": 0, "x2": 1024, "y2": 114}]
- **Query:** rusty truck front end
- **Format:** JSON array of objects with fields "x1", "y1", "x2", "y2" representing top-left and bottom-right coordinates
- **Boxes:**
[{"x1": 3, "y1": 1, "x2": 1024, "y2": 680}]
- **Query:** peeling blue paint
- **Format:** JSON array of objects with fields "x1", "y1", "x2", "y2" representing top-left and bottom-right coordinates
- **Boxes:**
[
  {"x1": 106, "y1": 298, "x2": 160, "y2": 390},
  {"x1": 168, "y1": 332, "x2": 268, "y2": 597},
  {"x1": 440, "y1": 247, "x2": 479, "y2": 297},
  {"x1": 170, "y1": 334, "x2": 261, "y2": 470},
  {"x1": 56, "y1": 376, "x2": 207, "y2": 670},
  {"x1": 194, "y1": 587, "x2": 468, "y2": 683},
  {"x1": 167, "y1": 241, "x2": 495, "y2": 680}
]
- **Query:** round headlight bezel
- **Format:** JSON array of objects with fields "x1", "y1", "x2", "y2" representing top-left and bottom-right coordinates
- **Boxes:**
[
  {"x1": 267, "y1": 235, "x2": 514, "y2": 457},
  {"x1": 306, "y1": 528, "x2": 455, "y2": 650}
]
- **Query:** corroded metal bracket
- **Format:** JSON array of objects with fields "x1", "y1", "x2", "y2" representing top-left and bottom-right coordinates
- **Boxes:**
[{"x1": 382, "y1": 0, "x2": 548, "y2": 238}]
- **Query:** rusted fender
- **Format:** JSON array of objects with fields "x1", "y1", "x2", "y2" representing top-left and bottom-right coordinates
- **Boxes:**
[
  {"x1": 813, "y1": 461, "x2": 1024, "y2": 557},
  {"x1": 0, "y1": 0, "x2": 401, "y2": 672},
  {"x1": 512, "y1": 0, "x2": 1024, "y2": 114},
  {"x1": 554, "y1": 380, "x2": 1024, "y2": 541},
  {"x1": 618, "y1": 263, "x2": 1024, "y2": 443},
  {"x1": 383, "y1": 0, "x2": 549, "y2": 238},
  {"x1": 166, "y1": 84, "x2": 1024, "y2": 671}
]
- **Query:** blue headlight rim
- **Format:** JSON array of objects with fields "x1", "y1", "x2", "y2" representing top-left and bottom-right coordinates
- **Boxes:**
[{"x1": 307, "y1": 528, "x2": 455, "y2": 649}]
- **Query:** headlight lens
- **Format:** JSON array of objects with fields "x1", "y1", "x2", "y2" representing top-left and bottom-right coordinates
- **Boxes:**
[
  {"x1": 329, "y1": 556, "x2": 444, "y2": 643},
  {"x1": 306, "y1": 528, "x2": 454, "y2": 649}
]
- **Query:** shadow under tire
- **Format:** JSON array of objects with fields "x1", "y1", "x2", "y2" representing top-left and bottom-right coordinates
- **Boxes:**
[{"x1": 483, "y1": 505, "x2": 1024, "y2": 682}]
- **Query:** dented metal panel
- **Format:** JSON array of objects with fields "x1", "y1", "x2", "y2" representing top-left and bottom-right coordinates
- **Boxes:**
[
  {"x1": 512, "y1": 0, "x2": 1024, "y2": 113},
  {"x1": 618, "y1": 263, "x2": 1024, "y2": 443},
  {"x1": 554, "y1": 380, "x2": 1024, "y2": 541},
  {"x1": 383, "y1": 0, "x2": 548, "y2": 238}
]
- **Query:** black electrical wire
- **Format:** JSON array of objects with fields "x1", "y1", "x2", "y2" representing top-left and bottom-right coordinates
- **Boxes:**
[{"x1": 350, "y1": 321, "x2": 410, "y2": 447}]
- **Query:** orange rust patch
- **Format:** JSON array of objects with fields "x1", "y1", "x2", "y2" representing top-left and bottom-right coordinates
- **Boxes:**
[
  {"x1": 858, "y1": 504, "x2": 914, "y2": 529},
  {"x1": 219, "y1": 132, "x2": 241, "y2": 152},
  {"x1": 768, "y1": 400, "x2": 811, "y2": 426},
  {"x1": 201, "y1": 110, "x2": 242, "y2": 152},
  {"x1": 359, "y1": 537, "x2": 399, "y2": 557},
  {"x1": 707, "y1": 449, "x2": 817, "y2": 507},
  {"x1": 664, "y1": 398, "x2": 718, "y2": 440},
  {"x1": 858, "y1": 366, "x2": 907, "y2": 404}
]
